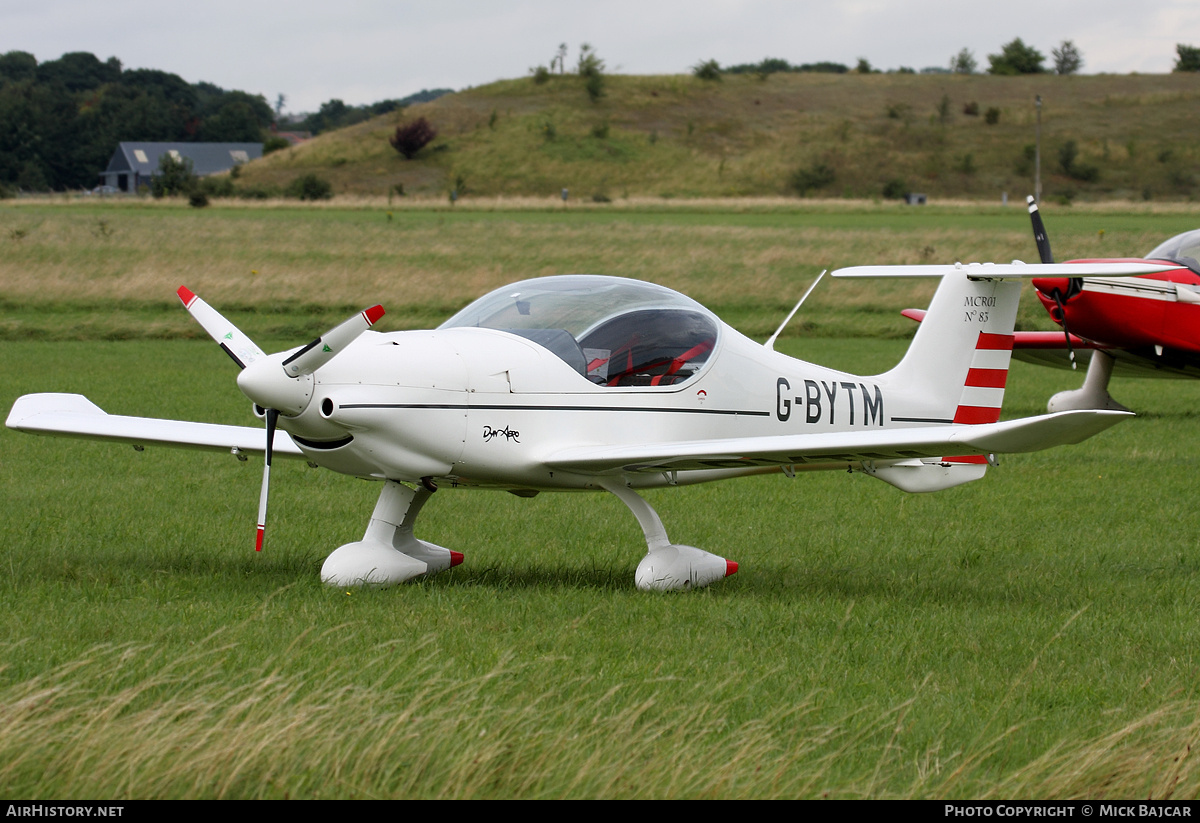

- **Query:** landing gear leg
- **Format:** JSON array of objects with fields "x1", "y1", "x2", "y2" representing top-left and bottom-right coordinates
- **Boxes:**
[
  {"x1": 320, "y1": 480, "x2": 462, "y2": 587},
  {"x1": 600, "y1": 479, "x2": 737, "y2": 591},
  {"x1": 1047, "y1": 350, "x2": 1129, "y2": 412}
]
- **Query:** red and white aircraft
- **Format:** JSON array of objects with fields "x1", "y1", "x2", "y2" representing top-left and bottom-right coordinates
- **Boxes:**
[
  {"x1": 905, "y1": 198, "x2": 1200, "y2": 412},
  {"x1": 6, "y1": 261, "x2": 1166, "y2": 591}
]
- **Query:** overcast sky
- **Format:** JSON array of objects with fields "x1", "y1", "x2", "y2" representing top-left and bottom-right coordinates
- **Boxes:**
[{"x1": 5, "y1": 1, "x2": 1198, "y2": 113}]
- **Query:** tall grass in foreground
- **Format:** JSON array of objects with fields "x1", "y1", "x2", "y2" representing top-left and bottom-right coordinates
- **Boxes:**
[{"x1": 1, "y1": 637, "x2": 1197, "y2": 799}]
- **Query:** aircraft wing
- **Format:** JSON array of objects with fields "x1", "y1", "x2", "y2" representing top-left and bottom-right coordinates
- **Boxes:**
[
  {"x1": 543, "y1": 410, "x2": 1130, "y2": 474},
  {"x1": 6, "y1": 393, "x2": 305, "y2": 458}
]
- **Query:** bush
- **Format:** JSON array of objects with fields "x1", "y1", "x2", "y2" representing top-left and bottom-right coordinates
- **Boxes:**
[
  {"x1": 985, "y1": 107, "x2": 1001, "y2": 125},
  {"x1": 263, "y1": 136, "x2": 291, "y2": 155},
  {"x1": 1059, "y1": 140, "x2": 1100, "y2": 183},
  {"x1": 530, "y1": 65, "x2": 551, "y2": 84},
  {"x1": 237, "y1": 184, "x2": 279, "y2": 200},
  {"x1": 198, "y1": 176, "x2": 235, "y2": 198},
  {"x1": 692, "y1": 59, "x2": 721, "y2": 81},
  {"x1": 935, "y1": 94, "x2": 952, "y2": 124},
  {"x1": 188, "y1": 191, "x2": 209, "y2": 208},
  {"x1": 584, "y1": 71, "x2": 605, "y2": 103},
  {"x1": 882, "y1": 179, "x2": 908, "y2": 200},
  {"x1": 389, "y1": 117, "x2": 438, "y2": 159},
  {"x1": 963, "y1": 101, "x2": 980, "y2": 116},
  {"x1": 789, "y1": 161, "x2": 836, "y2": 196},
  {"x1": 285, "y1": 174, "x2": 333, "y2": 201}
]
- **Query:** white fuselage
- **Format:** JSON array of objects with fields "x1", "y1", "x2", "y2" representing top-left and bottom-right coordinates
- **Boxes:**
[{"x1": 278, "y1": 323, "x2": 907, "y2": 491}]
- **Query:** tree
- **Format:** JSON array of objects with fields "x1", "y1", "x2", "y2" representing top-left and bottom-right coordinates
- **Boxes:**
[
  {"x1": 389, "y1": 117, "x2": 437, "y2": 159},
  {"x1": 854, "y1": 57, "x2": 875, "y2": 74},
  {"x1": 1175, "y1": 44, "x2": 1200, "y2": 72},
  {"x1": 577, "y1": 43, "x2": 605, "y2": 103},
  {"x1": 198, "y1": 99, "x2": 265, "y2": 142},
  {"x1": 151, "y1": 152, "x2": 195, "y2": 198},
  {"x1": 35, "y1": 52, "x2": 121, "y2": 92},
  {"x1": 987, "y1": 38, "x2": 1046, "y2": 75},
  {"x1": 0, "y1": 51, "x2": 37, "y2": 84},
  {"x1": 950, "y1": 48, "x2": 977, "y2": 74},
  {"x1": 1052, "y1": 40, "x2": 1083, "y2": 75},
  {"x1": 554, "y1": 43, "x2": 568, "y2": 74},
  {"x1": 577, "y1": 43, "x2": 605, "y2": 78}
]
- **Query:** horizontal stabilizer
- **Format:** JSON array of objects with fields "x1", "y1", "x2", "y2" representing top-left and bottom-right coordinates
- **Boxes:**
[
  {"x1": 835, "y1": 262, "x2": 1177, "y2": 279},
  {"x1": 6, "y1": 393, "x2": 304, "y2": 458},
  {"x1": 902, "y1": 308, "x2": 1099, "y2": 351},
  {"x1": 544, "y1": 410, "x2": 1131, "y2": 474}
]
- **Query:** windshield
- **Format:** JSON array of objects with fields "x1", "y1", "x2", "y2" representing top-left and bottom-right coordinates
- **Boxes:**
[
  {"x1": 440, "y1": 275, "x2": 720, "y2": 386},
  {"x1": 1145, "y1": 229, "x2": 1200, "y2": 274}
]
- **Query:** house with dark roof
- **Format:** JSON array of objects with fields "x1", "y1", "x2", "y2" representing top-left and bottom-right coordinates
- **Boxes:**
[{"x1": 100, "y1": 142, "x2": 263, "y2": 192}]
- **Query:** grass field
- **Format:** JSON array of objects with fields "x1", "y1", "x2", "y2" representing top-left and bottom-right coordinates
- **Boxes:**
[{"x1": 2, "y1": 200, "x2": 1200, "y2": 798}]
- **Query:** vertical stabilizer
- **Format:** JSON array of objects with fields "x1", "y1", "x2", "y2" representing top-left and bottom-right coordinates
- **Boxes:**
[{"x1": 876, "y1": 271, "x2": 1020, "y2": 425}]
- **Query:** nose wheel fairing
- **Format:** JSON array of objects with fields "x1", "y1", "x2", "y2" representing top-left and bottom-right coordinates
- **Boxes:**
[{"x1": 320, "y1": 480, "x2": 462, "y2": 587}]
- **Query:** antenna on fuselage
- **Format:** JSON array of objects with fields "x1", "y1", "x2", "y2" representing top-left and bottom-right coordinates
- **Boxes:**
[{"x1": 764, "y1": 270, "x2": 826, "y2": 351}]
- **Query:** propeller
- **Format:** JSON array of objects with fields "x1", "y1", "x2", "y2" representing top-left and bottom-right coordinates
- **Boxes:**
[
  {"x1": 1026, "y1": 196, "x2": 1081, "y2": 370},
  {"x1": 177, "y1": 287, "x2": 385, "y2": 551},
  {"x1": 1028, "y1": 194, "x2": 1054, "y2": 265}
]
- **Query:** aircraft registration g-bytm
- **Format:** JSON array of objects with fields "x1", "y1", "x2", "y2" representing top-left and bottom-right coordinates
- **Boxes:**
[{"x1": 5, "y1": 260, "x2": 1171, "y2": 591}]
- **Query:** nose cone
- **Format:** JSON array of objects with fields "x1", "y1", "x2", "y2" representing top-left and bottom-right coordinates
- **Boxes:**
[{"x1": 237, "y1": 353, "x2": 314, "y2": 415}]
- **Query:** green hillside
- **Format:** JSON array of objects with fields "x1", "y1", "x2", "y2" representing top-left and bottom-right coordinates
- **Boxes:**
[{"x1": 240, "y1": 71, "x2": 1200, "y2": 202}]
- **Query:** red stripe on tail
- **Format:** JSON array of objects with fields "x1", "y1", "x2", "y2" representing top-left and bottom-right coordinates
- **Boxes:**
[
  {"x1": 976, "y1": 332, "x2": 1015, "y2": 351},
  {"x1": 965, "y1": 368, "x2": 1008, "y2": 389},
  {"x1": 953, "y1": 405, "x2": 1002, "y2": 425}
]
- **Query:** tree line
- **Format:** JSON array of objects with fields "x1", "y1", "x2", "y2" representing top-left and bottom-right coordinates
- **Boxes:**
[
  {"x1": 703, "y1": 40, "x2": 1200, "y2": 79},
  {"x1": 0, "y1": 50, "x2": 276, "y2": 192}
]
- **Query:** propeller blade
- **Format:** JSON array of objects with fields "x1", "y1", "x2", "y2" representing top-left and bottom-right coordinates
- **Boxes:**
[
  {"x1": 1026, "y1": 196, "x2": 1054, "y2": 264},
  {"x1": 1027, "y1": 198, "x2": 1082, "y2": 368},
  {"x1": 177, "y1": 286, "x2": 266, "y2": 369},
  {"x1": 255, "y1": 407, "x2": 278, "y2": 552},
  {"x1": 282, "y1": 305, "x2": 385, "y2": 377}
]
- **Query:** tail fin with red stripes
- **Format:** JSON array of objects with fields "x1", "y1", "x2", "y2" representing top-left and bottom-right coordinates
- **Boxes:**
[{"x1": 871, "y1": 270, "x2": 1022, "y2": 427}]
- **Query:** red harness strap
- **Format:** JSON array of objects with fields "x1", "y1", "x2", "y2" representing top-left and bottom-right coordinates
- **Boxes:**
[{"x1": 650, "y1": 338, "x2": 714, "y2": 386}]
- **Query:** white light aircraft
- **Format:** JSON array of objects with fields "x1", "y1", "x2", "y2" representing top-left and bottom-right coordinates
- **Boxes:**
[{"x1": 6, "y1": 261, "x2": 1169, "y2": 591}]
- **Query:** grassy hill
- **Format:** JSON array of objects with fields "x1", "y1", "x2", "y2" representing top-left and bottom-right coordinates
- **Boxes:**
[{"x1": 239, "y1": 71, "x2": 1200, "y2": 202}]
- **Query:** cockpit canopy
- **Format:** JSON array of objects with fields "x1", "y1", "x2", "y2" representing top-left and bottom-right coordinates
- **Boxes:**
[
  {"x1": 1146, "y1": 229, "x2": 1200, "y2": 274},
  {"x1": 439, "y1": 275, "x2": 720, "y2": 386}
]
